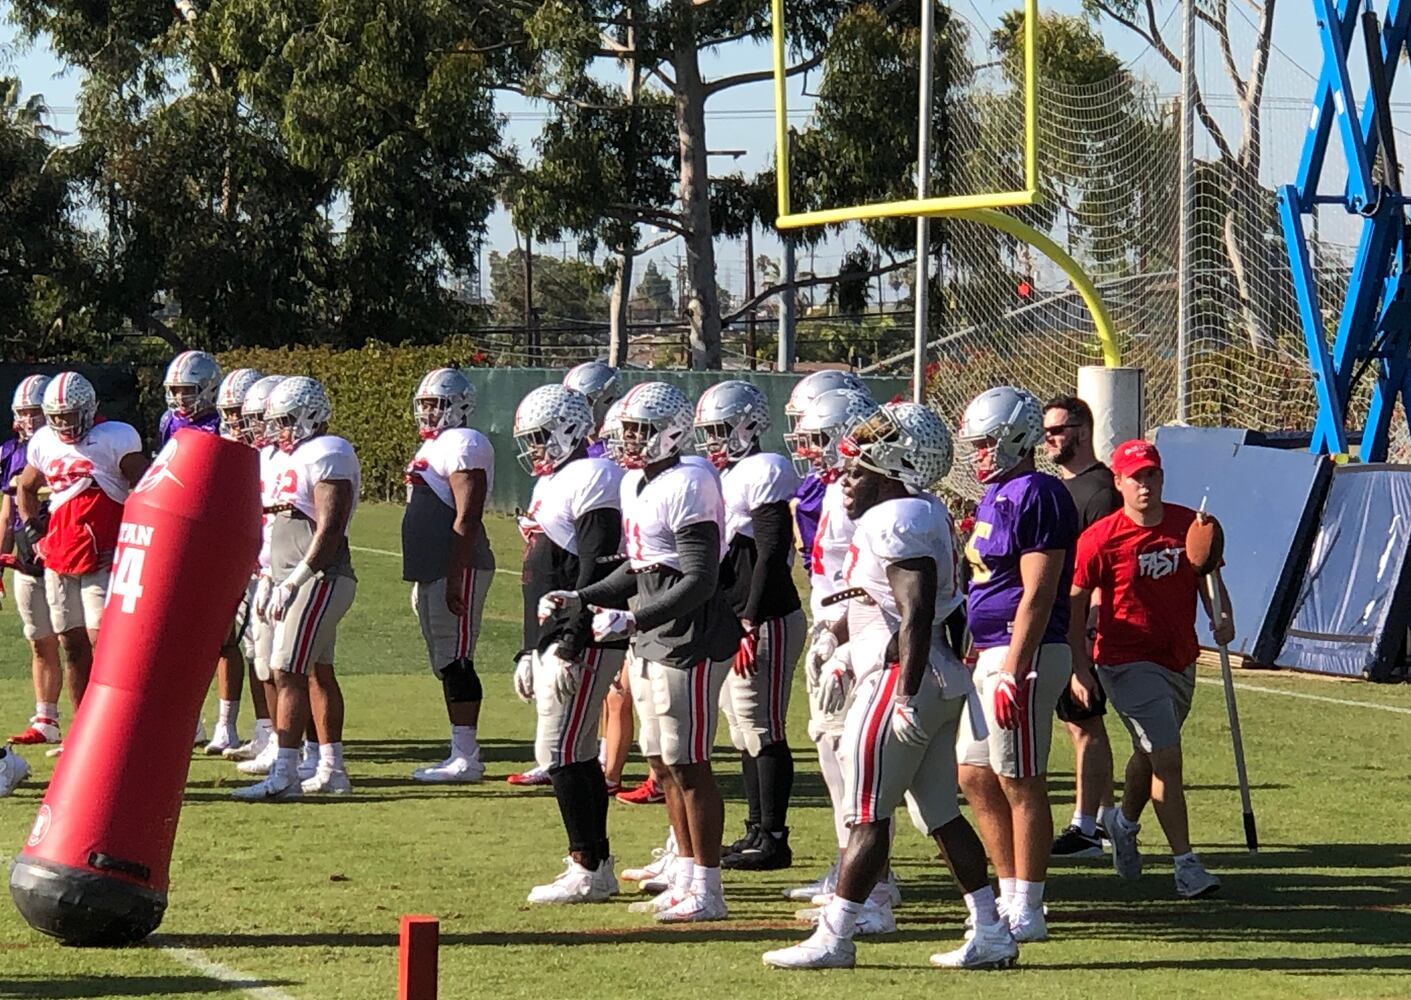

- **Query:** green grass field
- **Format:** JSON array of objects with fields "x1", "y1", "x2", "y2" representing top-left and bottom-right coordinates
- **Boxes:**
[{"x1": 2, "y1": 503, "x2": 1410, "y2": 999}]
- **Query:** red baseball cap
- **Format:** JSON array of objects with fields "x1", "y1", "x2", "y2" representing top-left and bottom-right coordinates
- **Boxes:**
[{"x1": 1111, "y1": 439, "x2": 1161, "y2": 478}]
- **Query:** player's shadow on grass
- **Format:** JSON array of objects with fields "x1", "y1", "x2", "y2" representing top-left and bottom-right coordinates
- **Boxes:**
[
  {"x1": 0, "y1": 973, "x2": 299, "y2": 998},
  {"x1": 340, "y1": 737, "x2": 536, "y2": 764}
]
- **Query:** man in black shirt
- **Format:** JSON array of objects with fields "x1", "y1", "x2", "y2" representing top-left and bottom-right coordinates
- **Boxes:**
[{"x1": 1043, "y1": 395, "x2": 1121, "y2": 858}]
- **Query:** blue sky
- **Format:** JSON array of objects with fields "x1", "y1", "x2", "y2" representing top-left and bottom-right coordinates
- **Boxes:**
[{"x1": 0, "y1": 0, "x2": 1366, "y2": 307}]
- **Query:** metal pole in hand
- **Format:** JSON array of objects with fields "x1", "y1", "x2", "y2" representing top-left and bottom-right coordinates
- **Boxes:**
[{"x1": 1206, "y1": 568, "x2": 1258, "y2": 853}]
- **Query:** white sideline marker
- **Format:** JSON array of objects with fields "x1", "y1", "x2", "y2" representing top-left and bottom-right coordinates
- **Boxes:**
[
  {"x1": 151, "y1": 936, "x2": 298, "y2": 1000},
  {"x1": 1196, "y1": 677, "x2": 1411, "y2": 716}
]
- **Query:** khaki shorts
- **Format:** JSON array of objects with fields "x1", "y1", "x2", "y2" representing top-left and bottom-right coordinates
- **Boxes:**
[
  {"x1": 534, "y1": 646, "x2": 627, "y2": 770},
  {"x1": 643, "y1": 658, "x2": 729, "y2": 767},
  {"x1": 958, "y1": 643, "x2": 1072, "y2": 779},
  {"x1": 1097, "y1": 661, "x2": 1197, "y2": 754},
  {"x1": 839, "y1": 664, "x2": 966, "y2": 835},
  {"x1": 720, "y1": 609, "x2": 805, "y2": 756},
  {"x1": 270, "y1": 575, "x2": 356, "y2": 675},
  {"x1": 48, "y1": 566, "x2": 108, "y2": 634},
  {"x1": 14, "y1": 571, "x2": 53, "y2": 641},
  {"x1": 412, "y1": 568, "x2": 493, "y2": 675}
]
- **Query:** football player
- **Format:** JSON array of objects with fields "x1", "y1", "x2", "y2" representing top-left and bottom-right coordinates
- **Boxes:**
[
  {"x1": 782, "y1": 387, "x2": 883, "y2": 906},
  {"x1": 403, "y1": 368, "x2": 495, "y2": 783},
  {"x1": 234, "y1": 376, "x2": 358, "y2": 800},
  {"x1": 513, "y1": 384, "x2": 626, "y2": 902},
  {"x1": 693, "y1": 380, "x2": 804, "y2": 871},
  {"x1": 18, "y1": 373, "x2": 148, "y2": 716},
  {"x1": 784, "y1": 371, "x2": 868, "y2": 568},
  {"x1": 3, "y1": 376, "x2": 61, "y2": 747},
  {"x1": 764, "y1": 404, "x2": 1015, "y2": 971},
  {"x1": 954, "y1": 386, "x2": 1079, "y2": 943},
  {"x1": 543, "y1": 382, "x2": 739, "y2": 922},
  {"x1": 563, "y1": 361, "x2": 620, "y2": 460},
  {"x1": 159, "y1": 351, "x2": 223, "y2": 444}
]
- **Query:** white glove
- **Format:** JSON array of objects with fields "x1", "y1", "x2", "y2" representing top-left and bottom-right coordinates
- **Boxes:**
[
  {"x1": 267, "y1": 582, "x2": 298, "y2": 622},
  {"x1": 891, "y1": 695, "x2": 928, "y2": 746},
  {"x1": 591, "y1": 609, "x2": 635, "y2": 641},
  {"x1": 512, "y1": 653, "x2": 535, "y2": 702},
  {"x1": 544, "y1": 645, "x2": 585, "y2": 703},
  {"x1": 253, "y1": 574, "x2": 273, "y2": 622},
  {"x1": 805, "y1": 629, "x2": 838, "y2": 688},
  {"x1": 820, "y1": 660, "x2": 854, "y2": 714},
  {"x1": 537, "y1": 590, "x2": 581, "y2": 624}
]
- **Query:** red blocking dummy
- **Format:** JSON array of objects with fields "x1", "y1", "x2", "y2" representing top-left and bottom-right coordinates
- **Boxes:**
[{"x1": 10, "y1": 428, "x2": 260, "y2": 945}]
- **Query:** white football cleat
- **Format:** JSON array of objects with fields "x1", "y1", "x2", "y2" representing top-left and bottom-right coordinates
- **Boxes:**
[
  {"x1": 784, "y1": 859, "x2": 840, "y2": 901},
  {"x1": 232, "y1": 771, "x2": 302, "y2": 802},
  {"x1": 1008, "y1": 906, "x2": 1048, "y2": 943},
  {"x1": 237, "y1": 741, "x2": 278, "y2": 775},
  {"x1": 762, "y1": 927, "x2": 857, "y2": 970},
  {"x1": 627, "y1": 887, "x2": 684, "y2": 914},
  {"x1": 301, "y1": 767, "x2": 352, "y2": 795},
  {"x1": 412, "y1": 755, "x2": 485, "y2": 784},
  {"x1": 528, "y1": 859, "x2": 615, "y2": 904},
  {"x1": 796, "y1": 898, "x2": 895, "y2": 935},
  {"x1": 930, "y1": 921, "x2": 1019, "y2": 970},
  {"x1": 296, "y1": 748, "x2": 320, "y2": 781},
  {"x1": 203, "y1": 725, "x2": 239, "y2": 756},
  {"x1": 222, "y1": 732, "x2": 270, "y2": 761},
  {"x1": 655, "y1": 891, "x2": 728, "y2": 923},
  {"x1": 0, "y1": 751, "x2": 31, "y2": 797}
]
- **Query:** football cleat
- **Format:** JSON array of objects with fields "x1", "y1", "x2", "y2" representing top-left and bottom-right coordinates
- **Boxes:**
[
  {"x1": 1051, "y1": 823, "x2": 1105, "y2": 859},
  {"x1": 301, "y1": 767, "x2": 353, "y2": 795},
  {"x1": 1008, "y1": 906, "x2": 1049, "y2": 943},
  {"x1": 413, "y1": 755, "x2": 485, "y2": 784},
  {"x1": 9, "y1": 717, "x2": 60, "y2": 745},
  {"x1": 1175, "y1": 856, "x2": 1221, "y2": 899},
  {"x1": 203, "y1": 726, "x2": 240, "y2": 756},
  {"x1": 929, "y1": 921, "x2": 1020, "y2": 970},
  {"x1": 796, "y1": 898, "x2": 896, "y2": 936},
  {"x1": 0, "y1": 751, "x2": 31, "y2": 797},
  {"x1": 615, "y1": 776, "x2": 664, "y2": 804},
  {"x1": 297, "y1": 747, "x2": 320, "y2": 781},
  {"x1": 1101, "y1": 806, "x2": 1143, "y2": 880},
  {"x1": 725, "y1": 828, "x2": 792, "y2": 871},
  {"x1": 784, "y1": 860, "x2": 840, "y2": 901},
  {"x1": 627, "y1": 887, "x2": 684, "y2": 914},
  {"x1": 655, "y1": 891, "x2": 728, "y2": 923},
  {"x1": 507, "y1": 765, "x2": 552, "y2": 787},
  {"x1": 222, "y1": 732, "x2": 270, "y2": 761},
  {"x1": 527, "y1": 858, "x2": 617, "y2": 905},
  {"x1": 237, "y1": 741, "x2": 278, "y2": 775},
  {"x1": 762, "y1": 927, "x2": 857, "y2": 970},
  {"x1": 622, "y1": 840, "x2": 677, "y2": 884},
  {"x1": 232, "y1": 772, "x2": 302, "y2": 802}
]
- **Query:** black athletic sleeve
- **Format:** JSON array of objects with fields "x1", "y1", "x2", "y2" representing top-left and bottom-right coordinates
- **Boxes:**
[
  {"x1": 632, "y1": 520, "x2": 720, "y2": 631},
  {"x1": 520, "y1": 533, "x2": 554, "y2": 655},
  {"x1": 741, "y1": 500, "x2": 792, "y2": 624},
  {"x1": 577, "y1": 558, "x2": 638, "y2": 612},
  {"x1": 558, "y1": 507, "x2": 624, "y2": 659}
]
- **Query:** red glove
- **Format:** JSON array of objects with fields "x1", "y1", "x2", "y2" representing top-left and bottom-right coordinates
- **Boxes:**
[
  {"x1": 734, "y1": 632, "x2": 758, "y2": 677},
  {"x1": 993, "y1": 671, "x2": 1036, "y2": 730}
]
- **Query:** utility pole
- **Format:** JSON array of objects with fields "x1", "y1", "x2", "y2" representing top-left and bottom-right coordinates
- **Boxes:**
[
  {"x1": 778, "y1": 240, "x2": 796, "y2": 372},
  {"x1": 745, "y1": 224, "x2": 757, "y2": 369},
  {"x1": 523, "y1": 233, "x2": 537, "y2": 366}
]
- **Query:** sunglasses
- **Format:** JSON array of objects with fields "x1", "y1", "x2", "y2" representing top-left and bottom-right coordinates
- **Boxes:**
[{"x1": 1043, "y1": 423, "x2": 1081, "y2": 437}]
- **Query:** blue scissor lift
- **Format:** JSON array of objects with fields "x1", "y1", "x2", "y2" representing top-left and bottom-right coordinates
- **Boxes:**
[{"x1": 1279, "y1": 0, "x2": 1411, "y2": 460}]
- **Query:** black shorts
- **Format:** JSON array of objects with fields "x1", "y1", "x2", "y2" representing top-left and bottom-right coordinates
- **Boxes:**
[{"x1": 1055, "y1": 670, "x2": 1107, "y2": 723}]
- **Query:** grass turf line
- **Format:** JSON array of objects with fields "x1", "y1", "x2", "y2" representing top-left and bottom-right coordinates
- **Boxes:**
[{"x1": 0, "y1": 504, "x2": 1409, "y2": 998}]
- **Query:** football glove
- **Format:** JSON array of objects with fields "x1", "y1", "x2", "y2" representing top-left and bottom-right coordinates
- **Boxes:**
[
  {"x1": 805, "y1": 629, "x2": 838, "y2": 688},
  {"x1": 733, "y1": 632, "x2": 758, "y2": 677},
  {"x1": 891, "y1": 695, "x2": 928, "y2": 746},
  {"x1": 538, "y1": 590, "x2": 580, "y2": 624},
  {"x1": 993, "y1": 670, "x2": 1036, "y2": 731},
  {"x1": 253, "y1": 574, "x2": 273, "y2": 622},
  {"x1": 544, "y1": 645, "x2": 584, "y2": 703},
  {"x1": 591, "y1": 609, "x2": 634, "y2": 641},
  {"x1": 820, "y1": 660, "x2": 854, "y2": 715},
  {"x1": 512, "y1": 653, "x2": 534, "y2": 703}
]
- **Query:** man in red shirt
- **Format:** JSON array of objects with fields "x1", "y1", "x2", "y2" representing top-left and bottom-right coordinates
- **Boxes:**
[{"x1": 1068, "y1": 440, "x2": 1233, "y2": 899}]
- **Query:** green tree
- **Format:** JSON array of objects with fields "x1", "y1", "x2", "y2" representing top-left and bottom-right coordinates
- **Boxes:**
[{"x1": 635, "y1": 260, "x2": 675, "y2": 316}]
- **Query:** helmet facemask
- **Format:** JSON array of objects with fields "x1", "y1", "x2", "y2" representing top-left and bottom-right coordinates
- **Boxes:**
[{"x1": 12, "y1": 407, "x2": 44, "y2": 441}]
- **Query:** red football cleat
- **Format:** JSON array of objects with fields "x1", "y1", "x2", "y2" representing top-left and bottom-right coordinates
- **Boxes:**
[
  {"x1": 615, "y1": 776, "x2": 665, "y2": 805},
  {"x1": 506, "y1": 766, "x2": 552, "y2": 787},
  {"x1": 9, "y1": 717, "x2": 60, "y2": 745}
]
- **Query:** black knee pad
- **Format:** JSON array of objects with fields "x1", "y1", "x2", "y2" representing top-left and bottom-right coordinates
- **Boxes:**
[{"x1": 441, "y1": 658, "x2": 482, "y2": 703}]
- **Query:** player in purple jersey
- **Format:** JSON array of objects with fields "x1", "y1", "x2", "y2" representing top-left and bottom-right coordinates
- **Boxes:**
[
  {"x1": 159, "y1": 351, "x2": 223, "y2": 446},
  {"x1": 2, "y1": 375, "x2": 61, "y2": 751},
  {"x1": 955, "y1": 386, "x2": 1078, "y2": 943}
]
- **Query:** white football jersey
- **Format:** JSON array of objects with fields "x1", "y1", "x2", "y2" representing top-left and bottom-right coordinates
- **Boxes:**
[
  {"x1": 257, "y1": 445, "x2": 280, "y2": 570},
  {"x1": 622, "y1": 459, "x2": 725, "y2": 571},
  {"x1": 808, "y1": 479, "x2": 855, "y2": 624},
  {"x1": 527, "y1": 457, "x2": 622, "y2": 556},
  {"x1": 720, "y1": 451, "x2": 800, "y2": 543},
  {"x1": 844, "y1": 492, "x2": 966, "y2": 688},
  {"x1": 26, "y1": 421, "x2": 142, "y2": 512},
  {"x1": 407, "y1": 427, "x2": 494, "y2": 508},
  {"x1": 266, "y1": 434, "x2": 361, "y2": 520}
]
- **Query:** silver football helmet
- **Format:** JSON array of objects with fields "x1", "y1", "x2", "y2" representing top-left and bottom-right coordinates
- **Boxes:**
[
  {"x1": 600, "y1": 398, "x2": 626, "y2": 466},
  {"x1": 842, "y1": 402, "x2": 953, "y2": 491},
  {"x1": 514, "y1": 385, "x2": 595, "y2": 476},
  {"x1": 241, "y1": 375, "x2": 285, "y2": 447},
  {"x1": 784, "y1": 370, "x2": 869, "y2": 437},
  {"x1": 266, "y1": 376, "x2": 331, "y2": 453},
  {"x1": 11, "y1": 374, "x2": 50, "y2": 440},
  {"x1": 618, "y1": 381, "x2": 692, "y2": 468},
  {"x1": 217, "y1": 368, "x2": 264, "y2": 441},
  {"x1": 414, "y1": 368, "x2": 476, "y2": 440},
  {"x1": 693, "y1": 380, "x2": 771, "y2": 470},
  {"x1": 563, "y1": 360, "x2": 619, "y2": 428},
  {"x1": 164, "y1": 350, "x2": 222, "y2": 418},
  {"x1": 789, "y1": 388, "x2": 879, "y2": 478},
  {"x1": 42, "y1": 372, "x2": 98, "y2": 444},
  {"x1": 956, "y1": 385, "x2": 1044, "y2": 484}
]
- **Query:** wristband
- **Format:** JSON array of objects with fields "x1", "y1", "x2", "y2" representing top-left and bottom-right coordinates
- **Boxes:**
[{"x1": 283, "y1": 561, "x2": 315, "y2": 589}]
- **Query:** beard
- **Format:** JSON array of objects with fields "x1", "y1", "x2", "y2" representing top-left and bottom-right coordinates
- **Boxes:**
[{"x1": 1052, "y1": 439, "x2": 1077, "y2": 466}]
